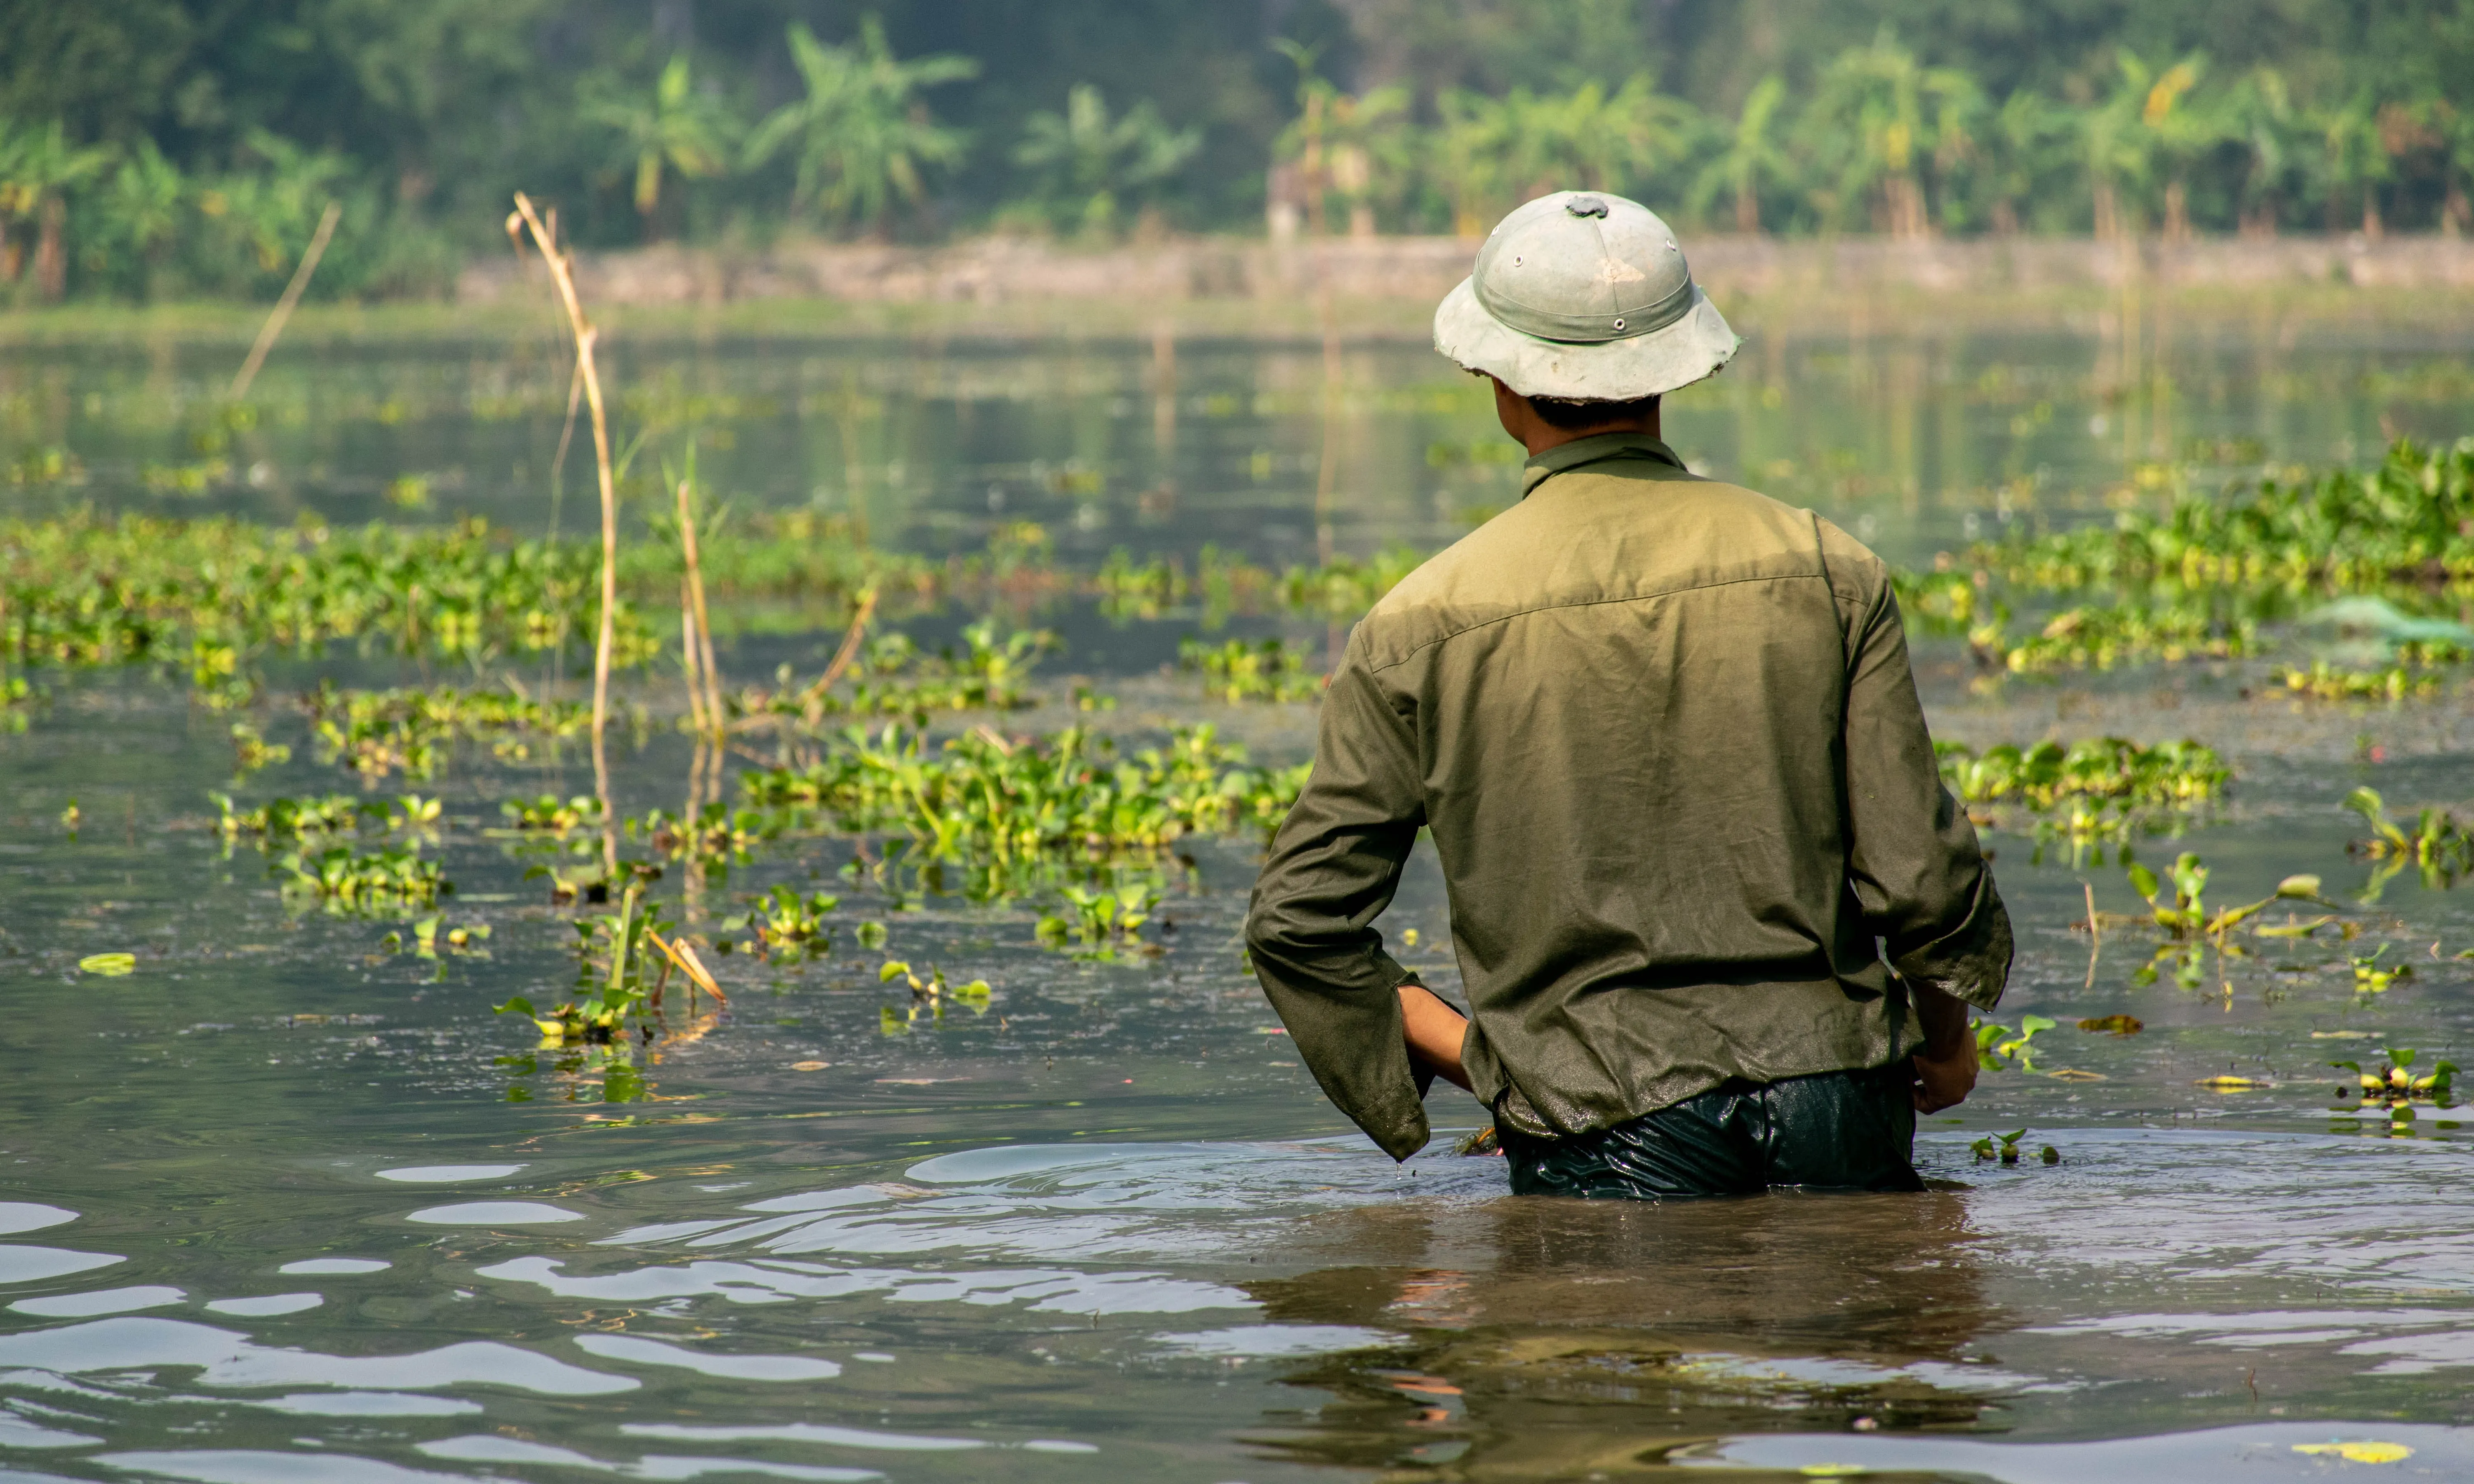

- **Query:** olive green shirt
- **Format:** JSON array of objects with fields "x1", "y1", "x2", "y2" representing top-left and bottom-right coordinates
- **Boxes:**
[{"x1": 1245, "y1": 433, "x2": 2011, "y2": 1161}]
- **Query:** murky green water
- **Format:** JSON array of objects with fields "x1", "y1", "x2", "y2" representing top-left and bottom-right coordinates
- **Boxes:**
[{"x1": 5, "y1": 317, "x2": 2474, "y2": 1482}]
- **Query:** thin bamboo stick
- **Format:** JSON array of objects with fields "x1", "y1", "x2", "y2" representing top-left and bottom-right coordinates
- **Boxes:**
[
  {"x1": 506, "y1": 193, "x2": 619, "y2": 875},
  {"x1": 230, "y1": 200, "x2": 341, "y2": 401}
]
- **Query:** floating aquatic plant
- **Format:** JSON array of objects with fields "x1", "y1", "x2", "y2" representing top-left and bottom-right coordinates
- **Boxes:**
[
  {"x1": 2348, "y1": 945, "x2": 2415, "y2": 995},
  {"x1": 1978, "y1": 601, "x2": 2258, "y2": 675},
  {"x1": 1969, "y1": 1129, "x2": 2060, "y2": 1165},
  {"x1": 1179, "y1": 636, "x2": 1323, "y2": 704},
  {"x1": 1035, "y1": 878, "x2": 1163, "y2": 960},
  {"x1": 500, "y1": 794, "x2": 606, "y2": 834},
  {"x1": 2277, "y1": 662, "x2": 2446, "y2": 702},
  {"x1": 214, "y1": 791, "x2": 367, "y2": 842},
  {"x1": 878, "y1": 959, "x2": 991, "y2": 1024},
  {"x1": 2331, "y1": 1047, "x2": 2457, "y2": 1105},
  {"x1": 2123, "y1": 853, "x2": 2327, "y2": 939},
  {"x1": 306, "y1": 682, "x2": 590, "y2": 781},
  {"x1": 742, "y1": 885, "x2": 839, "y2": 962},
  {"x1": 1973, "y1": 1014, "x2": 2056, "y2": 1071},
  {"x1": 379, "y1": 915, "x2": 491, "y2": 959},
  {"x1": 742, "y1": 722, "x2": 1306, "y2": 855},
  {"x1": 2345, "y1": 787, "x2": 2473, "y2": 893},
  {"x1": 1975, "y1": 437, "x2": 2474, "y2": 595},
  {"x1": 277, "y1": 843, "x2": 448, "y2": 911},
  {"x1": 1939, "y1": 736, "x2": 2226, "y2": 840}
]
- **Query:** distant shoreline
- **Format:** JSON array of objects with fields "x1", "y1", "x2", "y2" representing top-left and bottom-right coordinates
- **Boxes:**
[{"x1": 8, "y1": 233, "x2": 2474, "y2": 348}]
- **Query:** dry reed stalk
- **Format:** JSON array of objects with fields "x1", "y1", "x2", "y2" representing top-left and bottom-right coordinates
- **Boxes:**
[
  {"x1": 230, "y1": 200, "x2": 341, "y2": 401},
  {"x1": 678, "y1": 580, "x2": 707, "y2": 732},
  {"x1": 506, "y1": 193, "x2": 620, "y2": 873},
  {"x1": 675, "y1": 481, "x2": 710, "y2": 736},
  {"x1": 678, "y1": 479, "x2": 724, "y2": 732},
  {"x1": 649, "y1": 930, "x2": 726, "y2": 1005},
  {"x1": 774, "y1": 587, "x2": 877, "y2": 724},
  {"x1": 2083, "y1": 880, "x2": 2102, "y2": 989}
]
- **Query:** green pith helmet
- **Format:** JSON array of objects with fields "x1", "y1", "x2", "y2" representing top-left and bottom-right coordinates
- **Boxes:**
[{"x1": 1433, "y1": 190, "x2": 1740, "y2": 402}]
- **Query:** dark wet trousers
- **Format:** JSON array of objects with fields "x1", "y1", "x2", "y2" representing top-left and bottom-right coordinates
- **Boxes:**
[{"x1": 1500, "y1": 1064, "x2": 1924, "y2": 1200}]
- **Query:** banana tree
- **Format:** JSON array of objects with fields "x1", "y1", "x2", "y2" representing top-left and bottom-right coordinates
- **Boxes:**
[
  {"x1": 2223, "y1": 68, "x2": 2300, "y2": 235},
  {"x1": 1533, "y1": 74, "x2": 1702, "y2": 203},
  {"x1": 1796, "y1": 32, "x2": 1978, "y2": 238},
  {"x1": 743, "y1": 19, "x2": 976, "y2": 237},
  {"x1": 582, "y1": 53, "x2": 738, "y2": 241},
  {"x1": 1431, "y1": 89, "x2": 1512, "y2": 236},
  {"x1": 1686, "y1": 74, "x2": 1791, "y2": 233},
  {"x1": 94, "y1": 139, "x2": 184, "y2": 295},
  {"x1": 0, "y1": 120, "x2": 117, "y2": 299},
  {"x1": 1014, "y1": 83, "x2": 1200, "y2": 238},
  {"x1": 2137, "y1": 54, "x2": 2227, "y2": 242},
  {"x1": 2306, "y1": 88, "x2": 2391, "y2": 236},
  {"x1": 2080, "y1": 52, "x2": 2161, "y2": 239},
  {"x1": 198, "y1": 131, "x2": 349, "y2": 291},
  {"x1": 1978, "y1": 87, "x2": 2077, "y2": 234}
]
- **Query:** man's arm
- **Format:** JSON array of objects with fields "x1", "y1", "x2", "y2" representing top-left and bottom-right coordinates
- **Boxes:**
[
  {"x1": 1245, "y1": 636, "x2": 1439, "y2": 1160},
  {"x1": 1907, "y1": 979, "x2": 1977, "y2": 1113},
  {"x1": 1830, "y1": 535, "x2": 2013, "y2": 1106},
  {"x1": 1399, "y1": 982, "x2": 1472, "y2": 1092}
]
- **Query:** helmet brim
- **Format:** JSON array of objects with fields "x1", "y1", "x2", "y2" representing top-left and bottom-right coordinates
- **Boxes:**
[{"x1": 1432, "y1": 275, "x2": 1740, "y2": 402}]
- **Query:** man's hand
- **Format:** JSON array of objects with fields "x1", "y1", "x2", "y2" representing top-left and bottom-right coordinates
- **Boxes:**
[
  {"x1": 1910, "y1": 1034, "x2": 1978, "y2": 1112},
  {"x1": 1908, "y1": 979, "x2": 1978, "y2": 1113}
]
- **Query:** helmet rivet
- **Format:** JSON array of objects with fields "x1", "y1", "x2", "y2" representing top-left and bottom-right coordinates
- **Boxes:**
[
  {"x1": 1513, "y1": 256, "x2": 1523, "y2": 266},
  {"x1": 1612, "y1": 318, "x2": 1625, "y2": 331}
]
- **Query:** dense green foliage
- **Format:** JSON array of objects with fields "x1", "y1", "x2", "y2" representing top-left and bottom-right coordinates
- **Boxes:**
[
  {"x1": 4, "y1": 1, "x2": 2473, "y2": 301},
  {"x1": 741, "y1": 722, "x2": 1308, "y2": 854}
]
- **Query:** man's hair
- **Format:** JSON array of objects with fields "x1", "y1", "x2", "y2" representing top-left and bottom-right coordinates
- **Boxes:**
[{"x1": 1526, "y1": 393, "x2": 1660, "y2": 430}]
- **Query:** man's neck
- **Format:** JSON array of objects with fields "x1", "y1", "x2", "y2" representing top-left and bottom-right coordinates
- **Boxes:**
[{"x1": 1515, "y1": 418, "x2": 1660, "y2": 458}]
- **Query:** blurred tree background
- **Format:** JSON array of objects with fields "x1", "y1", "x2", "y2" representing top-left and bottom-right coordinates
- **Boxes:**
[{"x1": 2, "y1": 0, "x2": 2472, "y2": 301}]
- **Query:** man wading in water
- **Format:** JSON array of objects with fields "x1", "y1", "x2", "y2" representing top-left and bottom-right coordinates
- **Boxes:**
[{"x1": 1245, "y1": 191, "x2": 2012, "y2": 1199}]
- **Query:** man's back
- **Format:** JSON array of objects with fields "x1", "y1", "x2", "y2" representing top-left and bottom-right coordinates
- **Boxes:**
[{"x1": 1245, "y1": 432, "x2": 2009, "y2": 1160}]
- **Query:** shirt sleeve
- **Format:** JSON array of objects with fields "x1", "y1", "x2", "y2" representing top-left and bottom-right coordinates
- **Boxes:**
[
  {"x1": 1243, "y1": 632, "x2": 1433, "y2": 1160},
  {"x1": 1832, "y1": 539, "x2": 2014, "y2": 1011}
]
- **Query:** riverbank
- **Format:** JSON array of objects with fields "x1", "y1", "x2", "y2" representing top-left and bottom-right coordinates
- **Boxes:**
[{"x1": 7, "y1": 232, "x2": 2474, "y2": 350}]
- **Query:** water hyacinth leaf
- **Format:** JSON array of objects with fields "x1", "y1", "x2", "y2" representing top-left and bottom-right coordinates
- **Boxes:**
[
  {"x1": 2077, "y1": 1014, "x2": 2142, "y2": 1034},
  {"x1": 2291, "y1": 1442, "x2": 2413, "y2": 1464},
  {"x1": 2275, "y1": 874, "x2": 2322, "y2": 899},
  {"x1": 2128, "y1": 863, "x2": 2160, "y2": 900},
  {"x1": 78, "y1": 953, "x2": 136, "y2": 976}
]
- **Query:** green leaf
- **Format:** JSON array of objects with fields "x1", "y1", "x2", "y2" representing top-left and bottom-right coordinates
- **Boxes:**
[
  {"x1": 878, "y1": 960, "x2": 911, "y2": 982},
  {"x1": 492, "y1": 996, "x2": 538, "y2": 1017},
  {"x1": 2275, "y1": 874, "x2": 2323, "y2": 899},
  {"x1": 2128, "y1": 863, "x2": 2159, "y2": 899},
  {"x1": 78, "y1": 952, "x2": 136, "y2": 977},
  {"x1": 2019, "y1": 1014, "x2": 2057, "y2": 1036}
]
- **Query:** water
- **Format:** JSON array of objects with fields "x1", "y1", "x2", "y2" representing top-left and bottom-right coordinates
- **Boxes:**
[{"x1": 5, "y1": 312, "x2": 2474, "y2": 1482}]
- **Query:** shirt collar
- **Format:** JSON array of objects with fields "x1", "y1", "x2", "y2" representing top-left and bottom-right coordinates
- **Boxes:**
[{"x1": 1520, "y1": 432, "x2": 1687, "y2": 498}]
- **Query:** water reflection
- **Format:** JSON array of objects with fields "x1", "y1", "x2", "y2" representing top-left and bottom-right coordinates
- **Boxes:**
[{"x1": 1251, "y1": 1190, "x2": 2004, "y2": 1476}]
